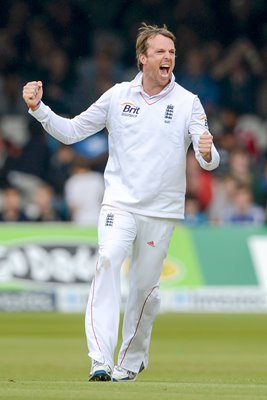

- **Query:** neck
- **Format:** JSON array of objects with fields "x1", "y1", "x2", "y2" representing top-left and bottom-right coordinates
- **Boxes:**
[{"x1": 142, "y1": 75, "x2": 170, "y2": 96}]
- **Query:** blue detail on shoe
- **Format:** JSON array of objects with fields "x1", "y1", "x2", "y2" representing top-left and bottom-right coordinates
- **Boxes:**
[
  {"x1": 89, "y1": 362, "x2": 112, "y2": 382},
  {"x1": 89, "y1": 369, "x2": 111, "y2": 382}
]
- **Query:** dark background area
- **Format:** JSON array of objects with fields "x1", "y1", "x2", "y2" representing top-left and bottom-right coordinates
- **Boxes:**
[{"x1": 0, "y1": 0, "x2": 267, "y2": 225}]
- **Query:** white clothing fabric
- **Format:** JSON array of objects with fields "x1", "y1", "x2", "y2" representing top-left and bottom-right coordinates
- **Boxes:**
[
  {"x1": 29, "y1": 72, "x2": 220, "y2": 220},
  {"x1": 29, "y1": 72, "x2": 220, "y2": 374},
  {"x1": 65, "y1": 171, "x2": 104, "y2": 226},
  {"x1": 85, "y1": 205, "x2": 175, "y2": 372}
]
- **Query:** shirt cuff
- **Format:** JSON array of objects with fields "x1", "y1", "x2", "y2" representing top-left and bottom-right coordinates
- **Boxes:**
[
  {"x1": 28, "y1": 101, "x2": 50, "y2": 120},
  {"x1": 200, "y1": 146, "x2": 220, "y2": 170}
]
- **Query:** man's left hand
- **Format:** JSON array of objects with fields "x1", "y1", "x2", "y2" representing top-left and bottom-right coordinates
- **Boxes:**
[{"x1": 198, "y1": 131, "x2": 213, "y2": 162}]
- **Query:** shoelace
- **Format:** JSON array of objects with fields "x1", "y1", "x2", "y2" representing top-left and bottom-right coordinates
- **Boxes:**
[
  {"x1": 116, "y1": 366, "x2": 136, "y2": 379},
  {"x1": 92, "y1": 360, "x2": 111, "y2": 372}
]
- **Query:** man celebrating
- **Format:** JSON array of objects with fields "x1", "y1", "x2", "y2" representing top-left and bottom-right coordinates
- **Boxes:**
[{"x1": 23, "y1": 23, "x2": 220, "y2": 382}]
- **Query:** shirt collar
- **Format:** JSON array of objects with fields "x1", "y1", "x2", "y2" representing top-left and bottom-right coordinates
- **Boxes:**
[{"x1": 130, "y1": 71, "x2": 175, "y2": 99}]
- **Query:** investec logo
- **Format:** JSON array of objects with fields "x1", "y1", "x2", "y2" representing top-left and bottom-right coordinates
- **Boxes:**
[{"x1": 121, "y1": 102, "x2": 140, "y2": 117}]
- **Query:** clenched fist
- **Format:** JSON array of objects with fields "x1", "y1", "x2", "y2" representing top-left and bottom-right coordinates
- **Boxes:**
[
  {"x1": 198, "y1": 131, "x2": 213, "y2": 162},
  {"x1": 22, "y1": 81, "x2": 43, "y2": 111}
]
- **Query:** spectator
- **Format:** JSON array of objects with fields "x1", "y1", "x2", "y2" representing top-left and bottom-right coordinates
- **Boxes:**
[
  {"x1": 42, "y1": 48, "x2": 77, "y2": 115},
  {"x1": 222, "y1": 183, "x2": 265, "y2": 225},
  {"x1": 212, "y1": 108, "x2": 239, "y2": 176},
  {"x1": 44, "y1": 0, "x2": 90, "y2": 58},
  {"x1": 73, "y1": 30, "x2": 125, "y2": 112},
  {"x1": 27, "y1": 183, "x2": 64, "y2": 222},
  {"x1": 1, "y1": 0, "x2": 267, "y2": 226},
  {"x1": 0, "y1": 135, "x2": 21, "y2": 188},
  {"x1": 227, "y1": 148, "x2": 252, "y2": 186},
  {"x1": 208, "y1": 174, "x2": 239, "y2": 224},
  {"x1": 183, "y1": 194, "x2": 208, "y2": 226},
  {"x1": 234, "y1": 113, "x2": 267, "y2": 157},
  {"x1": 0, "y1": 27, "x2": 19, "y2": 72},
  {"x1": 23, "y1": 17, "x2": 57, "y2": 80},
  {"x1": 256, "y1": 45, "x2": 267, "y2": 118},
  {"x1": 178, "y1": 47, "x2": 219, "y2": 112},
  {"x1": 0, "y1": 70, "x2": 26, "y2": 115},
  {"x1": 173, "y1": 0, "x2": 215, "y2": 38},
  {"x1": 212, "y1": 39, "x2": 264, "y2": 113},
  {"x1": 1, "y1": 118, "x2": 50, "y2": 201},
  {"x1": 72, "y1": 130, "x2": 108, "y2": 174},
  {"x1": 186, "y1": 149, "x2": 214, "y2": 211},
  {"x1": 253, "y1": 158, "x2": 267, "y2": 208},
  {"x1": 47, "y1": 144, "x2": 75, "y2": 197},
  {"x1": 0, "y1": 186, "x2": 29, "y2": 222},
  {"x1": 64, "y1": 156, "x2": 104, "y2": 226}
]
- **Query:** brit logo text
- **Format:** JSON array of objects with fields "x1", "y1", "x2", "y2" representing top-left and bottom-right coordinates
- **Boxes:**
[{"x1": 121, "y1": 102, "x2": 140, "y2": 117}]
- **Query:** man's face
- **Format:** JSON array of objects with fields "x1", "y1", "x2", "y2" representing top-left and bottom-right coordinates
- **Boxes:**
[{"x1": 139, "y1": 34, "x2": 176, "y2": 88}]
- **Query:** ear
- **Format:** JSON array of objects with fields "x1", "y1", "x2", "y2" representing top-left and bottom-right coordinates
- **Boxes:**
[{"x1": 139, "y1": 54, "x2": 147, "y2": 68}]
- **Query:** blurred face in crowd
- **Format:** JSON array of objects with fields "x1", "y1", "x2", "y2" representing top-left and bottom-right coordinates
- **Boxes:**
[
  {"x1": 223, "y1": 175, "x2": 238, "y2": 199},
  {"x1": 3, "y1": 188, "x2": 21, "y2": 212},
  {"x1": 230, "y1": 150, "x2": 250, "y2": 176},
  {"x1": 33, "y1": 186, "x2": 53, "y2": 211},
  {"x1": 233, "y1": 187, "x2": 252, "y2": 213},
  {"x1": 140, "y1": 34, "x2": 175, "y2": 94}
]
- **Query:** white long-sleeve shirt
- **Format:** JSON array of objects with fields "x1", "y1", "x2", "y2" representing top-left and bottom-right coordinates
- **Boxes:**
[{"x1": 30, "y1": 72, "x2": 220, "y2": 219}]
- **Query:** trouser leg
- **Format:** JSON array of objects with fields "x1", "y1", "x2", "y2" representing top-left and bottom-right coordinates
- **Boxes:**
[
  {"x1": 117, "y1": 215, "x2": 175, "y2": 373},
  {"x1": 85, "y1": 206, "x2": 136, "y2": 368}
]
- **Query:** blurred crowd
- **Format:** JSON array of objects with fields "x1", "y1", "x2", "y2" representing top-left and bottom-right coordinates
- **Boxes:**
[{"x1": 0, "y1": 0, "x2": 267, "y2": 226}]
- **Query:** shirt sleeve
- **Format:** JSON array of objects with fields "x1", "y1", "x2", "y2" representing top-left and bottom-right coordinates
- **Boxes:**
[
  {"x1": 29, "y1": 86, "x2": 114, "y2": 145},
  {"x1": 188, "y1": 97, "x2": 220, "y2": 171}
]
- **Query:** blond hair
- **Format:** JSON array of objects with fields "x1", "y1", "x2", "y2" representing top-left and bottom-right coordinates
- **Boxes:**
[{"x1": 136, "y1": 22, "x2": 176, "y2": 71}]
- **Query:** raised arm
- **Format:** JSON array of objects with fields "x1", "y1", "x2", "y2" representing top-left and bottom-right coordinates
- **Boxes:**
[{"x1": 22, "y1": 81, "x2": 113, "y2": 145}]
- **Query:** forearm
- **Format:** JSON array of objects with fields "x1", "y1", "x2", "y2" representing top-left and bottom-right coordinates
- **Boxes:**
[{"x1": 29, "y1": 102, "x2": 105, "y2": 145}]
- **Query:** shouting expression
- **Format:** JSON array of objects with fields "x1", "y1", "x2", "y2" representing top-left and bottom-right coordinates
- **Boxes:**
[{"x1": 139, "y1": 34, "x2": 176, "y2": 95}]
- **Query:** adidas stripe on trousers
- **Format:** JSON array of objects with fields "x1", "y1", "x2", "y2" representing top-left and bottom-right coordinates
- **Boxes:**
[{"x1": 85, "y1": 205, "x2": 175, "y2": 373}]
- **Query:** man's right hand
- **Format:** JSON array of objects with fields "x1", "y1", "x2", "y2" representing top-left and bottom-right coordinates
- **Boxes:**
[{"x1": 22, "y1": 81, "x2": 43, "y2": 111}]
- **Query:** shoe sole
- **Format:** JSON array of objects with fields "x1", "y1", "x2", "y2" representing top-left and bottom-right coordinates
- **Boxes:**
[
  {"x1": 112, "y1": 377, "x2": 136, "y2": 382},
  {"x1": 89, "y1": 371, "x2": 111, "y2": 382}
]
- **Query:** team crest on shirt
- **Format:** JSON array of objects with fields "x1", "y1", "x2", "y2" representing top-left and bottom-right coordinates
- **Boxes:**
[
  {"x1": 121, "y1": 102, "x2": 140, "y2": 117},
  {"x1": 200, "y1": 114, "x2": 209, "y2": 129},
  {"x1": 105, "y1": 213, "x2": 114, "y2": 226},
  {"x1": 164, "y1": 104, "x2": 174, "y2": 123}
]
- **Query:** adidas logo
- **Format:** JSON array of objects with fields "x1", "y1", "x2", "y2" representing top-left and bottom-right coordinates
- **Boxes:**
[{"x1": 147, "y1": 241, "x2": 155, "y2": 247}]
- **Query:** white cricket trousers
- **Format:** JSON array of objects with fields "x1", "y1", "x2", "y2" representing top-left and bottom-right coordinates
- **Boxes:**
[{"x1": 85, "y1": 205, "x2": 175, "y2": 373}]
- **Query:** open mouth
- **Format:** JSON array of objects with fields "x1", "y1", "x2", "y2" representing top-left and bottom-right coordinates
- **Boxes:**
[{"x1": 159, "y1": 65, "x2": 170, "y2": 76}]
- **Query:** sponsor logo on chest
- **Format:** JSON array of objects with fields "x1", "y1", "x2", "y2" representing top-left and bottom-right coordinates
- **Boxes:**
[{"x1": 121, "y1": 102, "x2": 140, "y2": 117}]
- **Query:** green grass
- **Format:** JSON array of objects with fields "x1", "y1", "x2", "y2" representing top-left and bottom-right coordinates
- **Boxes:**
[{"x1": 1, "y1": 312, "x2": 267, "y2": 399}]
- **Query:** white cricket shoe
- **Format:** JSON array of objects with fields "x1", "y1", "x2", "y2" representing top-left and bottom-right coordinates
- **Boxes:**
[
  {"x1": 89, "y1": 361, "x2": 112, "y2": 382},
  {"x1": 112, "y1": 366, "x2": 137, "y2": 382}
]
